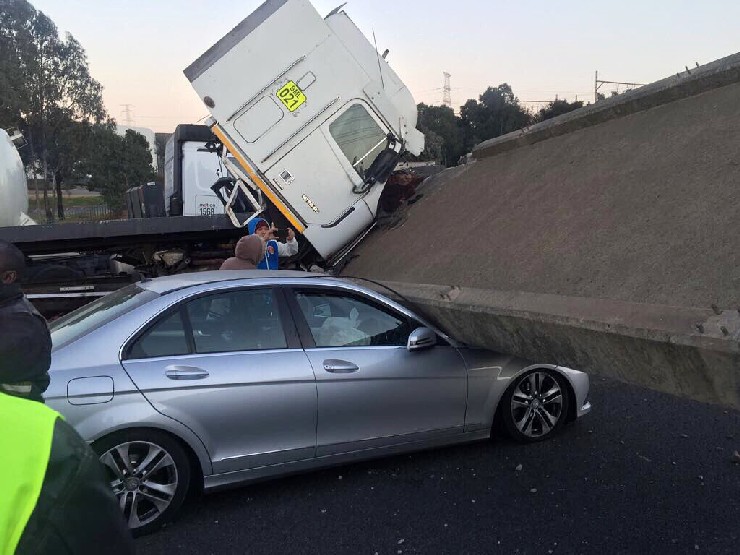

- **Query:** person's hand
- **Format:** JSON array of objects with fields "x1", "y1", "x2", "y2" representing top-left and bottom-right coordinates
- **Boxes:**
[
  {"x1": 268, "y1": 223, "x2": 278, "y2": 239},
  {"x1": 287, "y1": 228, "x2": 295, "y2": 241}
]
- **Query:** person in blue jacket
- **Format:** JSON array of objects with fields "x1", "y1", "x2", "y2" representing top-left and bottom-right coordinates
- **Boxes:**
[{"x1": 246, "y1": 217, "x2": 298, "y2": 270}]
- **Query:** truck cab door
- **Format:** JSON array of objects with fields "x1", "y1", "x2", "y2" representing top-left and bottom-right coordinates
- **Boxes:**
[
  {"x1": 263, "y1": 101, "x2": 391, "y2": 256},
  {"x1": 180, "y1": 141, "x2": 226, "y2": 217}
]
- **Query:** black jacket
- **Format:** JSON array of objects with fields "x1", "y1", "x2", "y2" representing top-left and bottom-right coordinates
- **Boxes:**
[
  {"x1": 15, "y1": 416, "x2": 135, "y2": 554},
  {"x1": 0, "y1": 284, "x2": 51, "y2": 402}
]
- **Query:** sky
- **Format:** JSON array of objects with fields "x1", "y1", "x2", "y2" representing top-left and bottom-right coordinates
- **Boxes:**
[{"x1": 28, "y1": 0, "x2": 740, "y2": 133}]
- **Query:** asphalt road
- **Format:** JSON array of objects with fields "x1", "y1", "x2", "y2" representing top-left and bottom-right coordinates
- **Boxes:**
[{"x1": 137, "y1": 378, "x2": 739, "y2": 555}]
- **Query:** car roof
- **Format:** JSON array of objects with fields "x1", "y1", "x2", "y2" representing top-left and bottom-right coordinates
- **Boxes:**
[{"x1": 138, "y1": 270, "x2": 341, "y2": 294}]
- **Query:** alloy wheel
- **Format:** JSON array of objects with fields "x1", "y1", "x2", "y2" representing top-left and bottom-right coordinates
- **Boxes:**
[
  {"x1": 99, "y1": 440, "x2": 180, "y2": 530},
  {"x1": 510, "y1": 371, "x2": 564, "y2": 439}
]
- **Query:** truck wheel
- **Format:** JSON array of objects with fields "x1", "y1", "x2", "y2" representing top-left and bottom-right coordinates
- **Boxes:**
[
  {"x1": 501, "y1": 369, "x2": 570, "y2": 443},
  {"x1": 93, "y1": 429, "x2": 191, "y2": 536}
]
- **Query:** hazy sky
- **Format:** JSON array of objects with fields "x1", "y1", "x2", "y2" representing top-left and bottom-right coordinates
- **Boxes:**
[{"x1": 29, "y1": 0, "x2": 740, "y2": 132}]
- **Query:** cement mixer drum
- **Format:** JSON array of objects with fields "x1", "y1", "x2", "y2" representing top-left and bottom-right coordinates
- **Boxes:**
[{"x1": 0, "y1": 128, "x2": 30, "y2": 227}]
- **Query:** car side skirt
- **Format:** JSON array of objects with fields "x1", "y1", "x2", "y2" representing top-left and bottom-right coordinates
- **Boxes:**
[{"x1": 203, "y1": 429, "x2": 491, "y2": 492}]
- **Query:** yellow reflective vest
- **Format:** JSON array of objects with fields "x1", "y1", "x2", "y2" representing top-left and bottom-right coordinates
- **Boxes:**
[{"x1": 0, "y1": 394, "x2": 58, "y2": 555}]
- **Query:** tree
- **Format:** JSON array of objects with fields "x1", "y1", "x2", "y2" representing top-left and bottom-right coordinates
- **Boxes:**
[
  {"x1": 460, "y1": 84, "x2": 533, "y2": 150},
  {"x1": 83, "y1": 126, "x2": 155, "y2": 212},
  {"x1": 0, "y1": 0, "x2": 107, "y2": 221},
  {"x1": 120, "y1": 129, "x2": 156, "y2": 192},
  {"x1": 154, "y1": 132, "x2": 171, "y2": 182},
  {"x1": 0, "y1": 0, "x2": 36, "y2": 127},
  {"x1": 535, "y1": 98, "x2": 584, "y2": 122},
  {"x1": 416, "y1": 103, "x2": 465, "y2": 166},
  {"x1": 415, "y1": 126, "x2": 443, "y2": 164},
  {"x1": 459, "y1": 98, "x2": 485, "y2": 153}
]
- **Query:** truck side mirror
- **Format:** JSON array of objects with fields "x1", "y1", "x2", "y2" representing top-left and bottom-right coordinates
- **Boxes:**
[{"x1": 353, "y1": 148, "x2": 400, "y2": 194}]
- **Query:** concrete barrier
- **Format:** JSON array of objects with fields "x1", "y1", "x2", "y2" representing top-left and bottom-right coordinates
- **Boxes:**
[
  {"x1": 379, "y1": 281, "x2": 740, "y2": 409},
  {"x1": 473, "y1": 51, "x2": 740, "y2": 160},
  {"x1": 344, "y1": 51, "x2": 740, "y2": 409}
]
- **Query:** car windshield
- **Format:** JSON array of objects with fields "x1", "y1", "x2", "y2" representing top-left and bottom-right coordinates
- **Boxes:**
[{"x1": 50, "y1": 284, "x2": 158, "y2": 350}]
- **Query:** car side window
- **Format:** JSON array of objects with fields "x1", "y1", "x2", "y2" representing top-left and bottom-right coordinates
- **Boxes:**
[
  {"x1": 186, "y1": 289, "x2": 287, "y2": 353},
  {"x1": 295, "y1": 291, "x2": 412, "y2": 348},
  {"x1": 127, "y1": 310, "x2": 189, "y2": 359}
]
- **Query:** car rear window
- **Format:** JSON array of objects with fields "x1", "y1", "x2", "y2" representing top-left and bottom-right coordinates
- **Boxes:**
[{"x1": 50, "y1": 284, "x2": 158, "y2": 350}]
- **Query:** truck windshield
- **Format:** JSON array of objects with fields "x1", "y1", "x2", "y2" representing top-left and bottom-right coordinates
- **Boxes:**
[
  {"x1": 50, "y1": 284, "x2": 158, "y2": 350},
  {"x1": 329, "y1": 104, "x2": 387, "y2": 178}
]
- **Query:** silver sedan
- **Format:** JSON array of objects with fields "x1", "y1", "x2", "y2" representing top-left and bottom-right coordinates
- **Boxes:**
[{"x1": 46, "y1": 271, "x2": 591, "y2": 535}]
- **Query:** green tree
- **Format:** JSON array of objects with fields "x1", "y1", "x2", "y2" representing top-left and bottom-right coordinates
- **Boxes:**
[
  {"x1": 120, "y1": 129, "x2": 156, "y2": 192},
  {"x1": 83, "y1": 126, "x2": 154, "y2": 212},
  {"x1": 415, "y1": 126, "x2": 443, "y2": 164},
  {"x1": 460, "y1": 84, "x2": 532, "y2": 150},
  {"x1": 416, "y1": 103, "x2": 465, "y2": 166},
  {"x1": 535, "y1": 98, "x2": 584, "y2": 122},
  {"x1": 0, "y1": 0, "x2": 106, "y2": 221},
  {"x1": 0, "y1": 0, "x2": 36, "y2": 127}
]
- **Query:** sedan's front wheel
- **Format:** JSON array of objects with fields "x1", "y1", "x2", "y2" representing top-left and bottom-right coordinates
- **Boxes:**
[
  {"x1": 502, "y1": 369, "x2": 570, "y2": 443},
  {"x1": 93, "y1": 430, "x2": 191, "y2": 536}
]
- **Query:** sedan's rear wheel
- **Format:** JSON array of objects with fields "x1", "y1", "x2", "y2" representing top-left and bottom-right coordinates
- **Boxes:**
[
  {"x1": 502, "y1": 369, "x2": 570, "y2": 443},
  {"x1": 93, "y1": 430, "x2": 191, "y2": 536}
]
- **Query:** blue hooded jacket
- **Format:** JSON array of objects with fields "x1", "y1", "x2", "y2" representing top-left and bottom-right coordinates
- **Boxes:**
[{"x1": 247, "y1": 217, "x2": 279, "y2": 270}]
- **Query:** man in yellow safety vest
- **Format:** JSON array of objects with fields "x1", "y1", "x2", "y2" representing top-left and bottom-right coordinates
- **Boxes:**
[{"x1": 0, "y1": 392, "x2": 134, "y2": 554}]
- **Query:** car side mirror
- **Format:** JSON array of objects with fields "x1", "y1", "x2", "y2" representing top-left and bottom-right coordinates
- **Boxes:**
[{"x1": 407, "y1": 327, "x2": 436, "y2": 352}]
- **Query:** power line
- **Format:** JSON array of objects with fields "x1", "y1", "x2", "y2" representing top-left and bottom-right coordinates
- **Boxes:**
[{"x1": 594, "y1": 71, "x2": 645, "y2": 102}]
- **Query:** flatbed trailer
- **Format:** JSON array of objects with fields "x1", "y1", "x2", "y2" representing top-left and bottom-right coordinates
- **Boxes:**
[
  {"x1": 4, "y1": 214, "x2": 244, "y2": 255},
  {"x1": 3, "y1": 214, "x2": 247, "y2": 317}
]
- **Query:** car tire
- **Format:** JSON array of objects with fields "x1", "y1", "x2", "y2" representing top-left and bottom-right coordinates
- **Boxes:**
[
  {"x1": 502, "y1": 368, "x2": 570, "y2": 443},
  {"x1": 93, "y1": 429, "x2": 191, "y2": 536}
]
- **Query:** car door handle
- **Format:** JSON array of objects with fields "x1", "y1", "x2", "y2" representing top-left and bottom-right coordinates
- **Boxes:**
[
  {"x1": 323, "y1": 359, "x2": 359, "y2": 373},
  {"x1": 164, "y1": 365, "x2": 210, "y2": 380}
]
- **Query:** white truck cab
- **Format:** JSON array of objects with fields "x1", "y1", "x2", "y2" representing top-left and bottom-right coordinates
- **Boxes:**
[
  {"x1": 184, "y1": 0, "x2": 424, "y2": 261},
  {"x1": 164, "y1": 124, "x2": 227, "y2": 217}
]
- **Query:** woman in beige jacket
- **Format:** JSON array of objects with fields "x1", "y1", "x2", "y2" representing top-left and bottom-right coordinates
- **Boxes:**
[{"x1": 219, "y1": 235, "x2": 265, "y2": 270}]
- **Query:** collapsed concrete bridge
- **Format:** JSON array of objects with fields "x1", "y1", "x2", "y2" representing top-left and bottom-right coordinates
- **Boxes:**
[{"x1": 343, "y1": 53, "x2": 740, "y2": 409}]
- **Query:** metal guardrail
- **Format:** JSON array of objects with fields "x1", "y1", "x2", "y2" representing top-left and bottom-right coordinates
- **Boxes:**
[{"x1": 28, "y1": 203, "x2": 115, "y2": 223}]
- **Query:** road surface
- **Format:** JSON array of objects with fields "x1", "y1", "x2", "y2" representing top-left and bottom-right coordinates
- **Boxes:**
[{"x1": 137, "y1": 377, "x2": 739, "y2": 554}]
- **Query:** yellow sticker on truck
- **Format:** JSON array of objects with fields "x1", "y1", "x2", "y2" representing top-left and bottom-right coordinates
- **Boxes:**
[{"x1": 276, "y1": 81, "x2": 306, "y2": 112}]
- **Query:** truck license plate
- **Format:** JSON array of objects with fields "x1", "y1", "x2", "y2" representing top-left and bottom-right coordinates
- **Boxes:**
[{"x1": 276, "y1": 81, "x2": 306, "y2": 112}]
